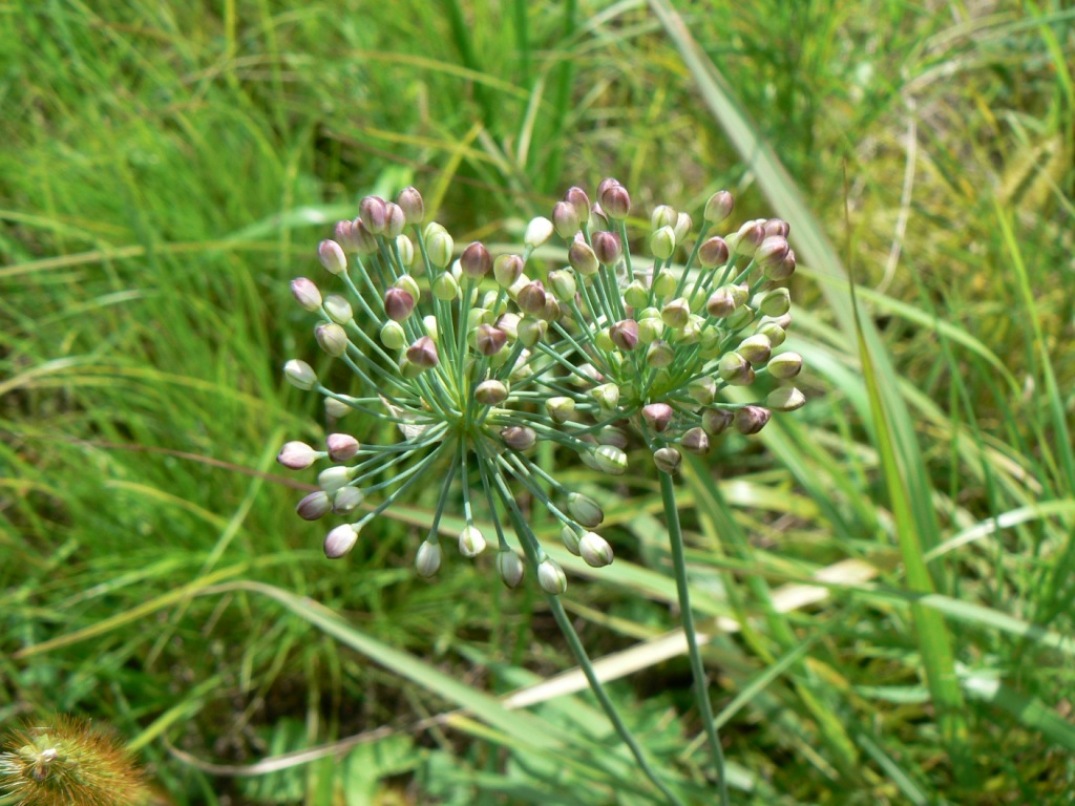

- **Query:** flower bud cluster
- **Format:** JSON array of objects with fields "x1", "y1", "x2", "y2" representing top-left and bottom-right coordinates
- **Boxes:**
[{"x1": 280, "y1": 181, "x2": 805, "y2": 594}]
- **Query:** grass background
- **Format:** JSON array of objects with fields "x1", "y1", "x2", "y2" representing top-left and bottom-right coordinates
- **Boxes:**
[{"x1": 2, "y1": 0, "x2": 1073, "y2": 803}]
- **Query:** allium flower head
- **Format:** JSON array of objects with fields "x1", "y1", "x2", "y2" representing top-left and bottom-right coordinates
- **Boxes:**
[{"x1": 280, "y1": 183, "x2": 805, "y2": 593}]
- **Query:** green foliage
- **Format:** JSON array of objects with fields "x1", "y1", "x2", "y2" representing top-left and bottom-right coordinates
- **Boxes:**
[{"x1": 2, "y1": 0, "x2": 1073, "y2": 803}]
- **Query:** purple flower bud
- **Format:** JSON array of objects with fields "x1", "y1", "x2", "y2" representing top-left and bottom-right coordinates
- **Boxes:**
[
  {"x1": 568, "y1": 237, "x2": 599, "y2": 276},
  {"x1": 597, "y1": 179, "x2": 630, "y2": 220},
  {"x1": 475, "y1": 379, "x2": 508, "y2": 405},
  {"x1": 497, "y1": 550, "x2": 525, "y2": 588},
  {"x1": 681, "y1": 426, "x2": 710, "y2": 455},
  {"x1": 698, "y1": 236, "x2": 730, "y2": 269},
  {"x1": 592, "y1": 230, "x2": 622, "y2": 265},
  {"x1": 717, "y1": 352, "x2": 755, "y2": 385},
  {"x1": 702, "y1": 407, "x2": 735, "y2": 435},
  {"x1": 661, "y1": 298, "x2": 691, "y2": 329},
  {"x1": 579, "y1": 532, "x2": 614, "y2": 567},
  {"x1": 396, "y1": 186, "x2": 424, "y2": 225},
  {"x1": 493, "y1": 253, "x2": 524, "y2": 287},
  {"x1": 470, "y1": 325, "x2": 504, "y2": 357},
  {"x1": 756, "y1": 235, "x2": 789, "y2": 269},
  {"x1": 326, "y1": 433, "x2": 360, "y2": 462},
  {"x1": 383, "y1": 202, "x2": 406, "y2": 238},
  {"x1": 653, "y1": 446, "x2": 682, "y2": 474},
  {"x1": 501, "y1": 425, "x2": 536, "y2": 451},
  {"x1": 766, "y1": 249, "x2": 797, "y2": 281},
  {"x1": 610, "y1": 319, "x2": 640, "y2": 351},
  {"x1": 359, "y1": 195, "x2": 387, "y2": 235},
  {"x1": 642, "y1": 403, "x2": 674, "y2": 432},
  {"x1": 734, "y1": 405, "x2": 771, "y2": 435},
  {"x1": 706, "y1": 286, "x2": 742, "y2": 318},
  {"x1": 296, "y1": 490, "x2": 332, "y2": 520},
  {"x1": 334, "y1": 220, "x2": 359, "y2": 251},
  {"x1": 284, "y1": 359, "x2": 317, "y2": 390},
  {"x1": 537, "y1": 558, "x2": 568, "y2": 595},
  {"x1": 731, "y1": 220, "x2": 765, "y2": 256},
  {"x1": 290, "y1": 277, "x2": 322, "y2": 311},
  {"x1": 384, "y1": 288, "x2": 416, "y2": 322},
  {"x1": 460, "y1": 241, "x2": 493, "y2": 278},
  {"x1": 516, "y1": 281, "x2": 547, "y2": 317},
  {"x1": 324, "y1": 524, "x2": 359, "y2": 559},
  {"x1": 277, "y1": 440, "x2": 318, "y2": 469},
  {"x1": 353, "y1": 218, "x2": 378, "y2": 254},
  {"x1": 646, "y1": 340, "x2": 674, "y2": 368},
  {"x1": 768, "y1": 351, "x2": 803, "y2": 380},
  {"x1": 318, "y1": 239, "x2": 347, "y2": 275},
  {"x1": 552, "y1": 201, "x2": 579, "y2": 238},
  {"x1": 704, "y1": 190, "x2": 735, "y2": 224},
  {"x1": 406, "y1": 336, "x2": 439, "y2": 369},
  {"x1": 315, "y1": 322, "x2": 349, "y2": 357},
  {"x1": 565, "y1": 186, "x2": 591, "y2": 222},
  {"x1": 763, "y1": 218, "x2": 790, "y2": 238}
]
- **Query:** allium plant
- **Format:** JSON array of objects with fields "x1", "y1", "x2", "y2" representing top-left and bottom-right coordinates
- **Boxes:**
[{"x1": 279, "y1": 180, "x2": 804, "y2": 803}]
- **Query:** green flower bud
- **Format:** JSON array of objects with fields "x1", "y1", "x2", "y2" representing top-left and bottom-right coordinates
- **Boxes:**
[
  {"x1": 681, "y1": 426, "x2": 710, "y2": 455},
  {"x1": 591, "y1": 382, "x2": 620, "y2": 410},
  {"x1": 689, "y1": 377, "x2": 717, "y2": 405},
  {"x1": 568, "y1": 238, "x2": 599, "y2": 276},
  {"x1": 497, "y1": 550, "x2": 525, "y2": 589},
  {"x1": 380, "y1": 320, "x2": 406, "y2": 350},
  {"x1": 677, "y1": 315, "x2": 704, "y2": 345},
  {"x1": 384, "y1": 202, "x2": 406, "y2": 238},
  {"x1": 508, "y1": 348, "x2": 533, "y2": 382},
  {"x1": 651, "y1": 204, "x2": 677, "y2": 230},
  {"x1": 433, "y1": 271, "x2": 460, "y2": 301},
  {"x1": 579, "y1": 532, "x2": 614, "y2": 567},
  {"x1": 493, "y1": 253, "x2": 524, "y2": 287},
  {"x1": 561, "y1": 525, "x2": 582, "y2": 555},
  {"x1": 507, "y1": 272, "x2": 531, "y2": 300},
  {"x1": 567, "y1": 492, "x2": 604, "y2": 528},
  {"x1": 661, "y1": 297, "x2": 691, "y2": 329},
  {"x1": 646, "y1": 339, "x2": 674, "y2": 368},
  {"x1": 324, "y1": 523, "x2": 359, "y2": 559},
  {"x1": 285, "y1": 359, "x2": 317, "y2": 389},
  {"x1": 458, "y1": 524, "x2": 487, "y2": 558},
  {"x1": 332, "y1": 486, "x2": 364, "y2": 514},
  {"x1": 326, "y1": 433, "x2": 360, "y2": 462},
  {"x1": 737, "y1": 333, "x2": 772, "y2": 365},
  {"x1": 525, "y1": 216, "x2": 554, "y2": 249},
  {"x1": 595, "y1": 327, "x2": 614, "y2": 352},
  {"x1": 673, "y1": 212, "x2": 692, "y2": 244},
  {"x1": 546, "y1": 395, "x2": 576, "y2": 423},
  {"x1": 767, "y1": 386, "x2": 806, "y2": 411},
  {"x1": 325, "y1": 396, "x2": 351, "y2": 420},
  {"x1": 755, "y1": 320, "x2": 787, "y2": 348},
  {"x1": 650, "y1": 225, "x2": 676, "y2": 260},
  {"x1": 318, "y1": 239, "x2": 347, "y2": 275},
  {"x1": 316, "y1": 322, "x2": 349, "y2": 357},
  {"x1": 540, "y1": 295, "x2": 562, "y2": 323},
  {"x1": 734, "y1": 405, "x2": 771, "y2": 435},
  {"x1": 416, "y1": 539, "x2": 442, "y2": 578},
  {"x1": 767, "y1": 351, "x2": 803, "y2": 380},
  {"x1": 547, "y1": 269, "x2": 577, "y2": 302},
  {"x1": 475, "y1": 379, "x2": 508, "y2": 405},
  {"x1": 723, "y1": 304, "x2": 756, "y2": 331},
  {"x1": 394, "y1": 274, "x2": 421, "y2": 303},
  {"x1": 756, "y1": 287, "x2": 791, "y2": 317},
  {"x1": 395, "y1": 235, "x2": 415, "y2": 267},
  {"x1": 718, "y1": 352, "x2": 755, "y2": 385},
  {"x1": 354, "y1": 218, "x2": 378, "y2": 254},
  {"x1": 318, "y1": 464, "x2": 356, "y2": 493},
  {"x1": 637, "y1": 316, "x2": 663, "y2": 345},
  {"x1": 517, "y1": 316, "x2": 547, "y2": 347},
  {"x1": 396, "y1": 186, "x2": 425, "y2": 224},
  {"x1": 622, "y1": 279, "x2": 648, "y2": 310},
  {"x1": 704, "y1": 190, "x2": 735, "y2": 224},
  {"x1": 702, "y1": 407, "x2": 735, "y2": 435},
  {"x1": 537, "y1": 558, "x2": 568, "y2": 595},
  {"x1": 290, "y1": 277, "x2": 322, "y2": 311},
  {"x1": 592, "y1": 444, "x2": 627, "y2": 475},
  {"x1": 277, "y1": 440, "x2": 318, "y2": 470},
  {"x1": 652, "y1": 270, "x2": 678, "y2": 300},
  {"x1": 425, "y1": 224, "x2": 454, "y2": 268},
  {"x1": 653, "y1": 446, "x2": 682, "y2": 474},
  {"x1": 323, "y1": 294, "x2": 353, "y2": 324},
  {"x1": 296, "y1": 490, "x2": 332, "y2": 520}
]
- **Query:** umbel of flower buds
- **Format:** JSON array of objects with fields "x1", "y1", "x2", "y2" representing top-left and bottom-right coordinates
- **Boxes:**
[{"x1": 278, "y1": 181, "x2": 805, "y2": 594}]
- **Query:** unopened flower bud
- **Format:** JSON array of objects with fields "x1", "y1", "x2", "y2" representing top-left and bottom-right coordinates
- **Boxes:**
[
  {"x1": 767, "y1": 386, "x2": 806, "y2": 411},
  {"x1": 642, "y1": 403, "x2": 675, "y2": 432},
  {"x1": 598, "y1": 179, "x2": 630, "y2": 220},
  {"x1": 610, "y1": 319, "x2": 640, "y2": 351},
  {"x1": 650, "y1": 225, "x2": 676, "y2": 260},
  {"x1": 425, "y1": 224, "x2": 454, "y2": 268},
  {"x1": 516, "y1": 281, "x2": 547, "y2": 317},
  {"x1": 567, "y1": 492, "x2": 604, "y2": 528},
  {"x1": 546, "y1": 396, "x2": 576, "y2": 423},
  {"x1": 591, "y1": 382, "x2": 620, "y2": 410},
  {"x1": 291, "y1": 277, "x2": 322, "y2": 311},
  {"x1": 592, "y1": 230, "x2": 623, "y2": 265},
  {"x1": 689, "y1": 377, "x2": 717, "y2": 405},
  {"x1": 525, "y1": 216, "x2": 554, "y2": 249},
  {"x1": 316, "y1": 322, "x2": 349, "y2": 357},
  {"x1": 396, "y1": 186, "x2": 425, "y2": 224},
  {"x1": 354, "y1": 218, "x2": 378, "y2": 254},
  {"x1": 455, "y1": 241, "x2": 490, "y2": 279},
  {"x1": 318, "y1": 464, "x2": 356, "y2": 493},
  {"x1": 568, "y1": 238, "x2": 599, "y2": 276},
  {"x1": 493, "y1": 253, "x2": 525, "y2": 286},
  {"x1": 406, "y1": 336, "x2": 439, "y2": 369},
  {"x1": 433, "y1": 272, "x2": 460, "y2": 300},
  {"x1": 497, "y1": 550, "x2": 526, "y2": 588},
  {"x1": 501, "y1": 425, "x2": 537, "y2": 451},
  {"x1": 579, "y1": 532, "x2": 614, "y2": 567},
  {"x1": 731, "y1": 219, "x2": 765, "y2": 256},
  {"x1": 318, "y1": 239, "x2": 347, "y2": 275},
  {"x1": 496, "y1": 312, "x2": 520, "y2": 339},
  {"x1": 756, "y1": 235, "x2": 789, "y2": 269},
  {"x1": 561, "y1": 526, "x2": 582, "y2": 555},
  {"x1": 552, "y1": 201, "x2": 579, "y2": 238},
  {"x1": 661, "y1": 297, "x2": 691, "y2": 329},
  {"x1": 537, "y1": 558, "x2": 568, "y2": 595},
  {"x1": 724, "y1": 304, "x2": 756, "y2": 331},
  {"x1": 316, "y1": 295, "x2": 349, "y2": 326},
  {"x1": 458, "y1": 525, "x2": 487, "y2": 558},
  {"x1": 638, "y1": 317, "x2": 663, "y2": 345},
  {"x1": 470, "y1": 324, "x2": 503, "y2": 356},
  {"x1": 324, "y1": 524, "x2": 359, "y2": 559},
  {"x1": 681, "y1": 426, "x2": 710, "y2": 455},
  {"x1": 653, "y1": 446, "x2": 682, "y2": 474},
  {"x1": 380, "y1": 320, "x2": 406, "y2": 349},
  {"x1": 475, "y1": 379, "x2": 508, "y2": 405},
  {"x1": 333, "y1": 486, "x2": 364, "y2": 514},
  {"x1": 652, "y1": 270, "x2": 677, "y2": 299},
  {"x1": 623, "y1": 280, "x2": 648, "y2": 309},
  {"x1": 702, "y1": 407, "x2": 735, "y2": 435},
  {"x1": 756, "y1": 287, "x2": 791, "y2": 317},
  {"x1": 296, "y1": 490, "x2": 332, "y2": 520},
  {"x1": 416, "y1": 539, "x2": 442, "y2": 578},
  {"x1": 592, "y1": 444, "x2": 627, "y2": 475},
  {"x1": 735, "y1": 405, "x2": 771, "y2": 435},
  {"x1": 540, "y1": 296, "x2": 561, "y2": 322},
  {"x1": 393, "y1": 274, "x2": 420, "y2": 303},
  {"x1": 704, "y1": 190, "x2": 735, "y2": 224},
  {"x1": 325, "y1": 397, "x2": 351, "y2": 420},
  {"x1": 755, "y1": 320, "x2": 787, "y2": 348},
  {"x1": 718, "y1": 352, "x2": 755, "y2": 385},
  {"x1": 382, "y1": 202, "x2": 405, "y2": 238},
  {"x1": 651, "y1": 204, "x2": 677, "y2": 230},
  {"x1": 326, "y1": 433, "x2": 360, "y2": 462},
  {"x1": 384, "y1": 288, "x2": 415, "y2": 322},
  {"x1": 565, "y1": 186, "x2": 591, "y2": 222},
  {"x1": 764, "y1": 218, "x2": 790, "y2": 238},
  {"x1": 646, "y1": 339, "x2": 674, "y2": 368},
  {"x1": 335, "y1": 219, "x2": 359, "y2": 251},
  {"x1": 766, "y1": 249, "x2": 797, "y2": 281},
  {"x1": 737, "y1": 334, "x2": 772, "y2": 365},
  {"x1": 767, "y1": 351, "x2": 803, "y2": 380},
  {"x1": 674, "y1": 212, "x2": 692, "y2": 244},
  {"x1": 517, "y1": 316, "x2": 547, "y2": 347},
  {"x1": 706, "y1": 286, "x2": 742, "y2": 317},
  {"x1": 277, "y1": 441, "x2": 318, "y2": 469},
  {"x1": 547, "y1": 269, "x2": 577, "y2": 302},
  {"x1": 360, "y1": 196, "x2": 388, "y2": 234},
  {"x1": 284, "y1": 359, "x2": 317, "y2": 390},
  {"x1": 698, "y1": 236, "x2": 730, "y2": 268}
]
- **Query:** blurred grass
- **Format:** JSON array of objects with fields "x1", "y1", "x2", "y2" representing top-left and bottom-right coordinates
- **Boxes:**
[{"x1": 2, "y1": 0, "x2": 1073, "y2": 803}]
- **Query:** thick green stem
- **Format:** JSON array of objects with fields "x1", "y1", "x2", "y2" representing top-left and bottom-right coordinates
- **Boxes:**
[{"x1": 659, "y1": 469, "x2": 729, "y2": 805}]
